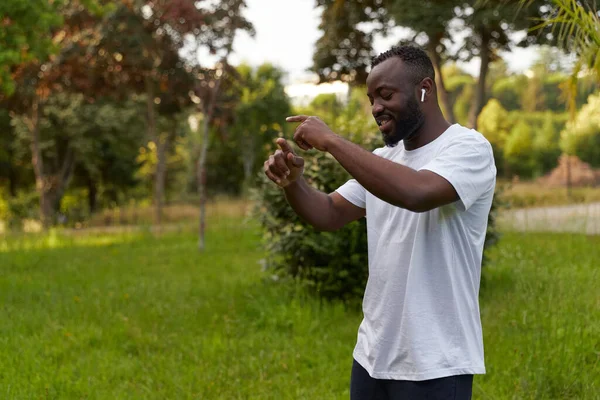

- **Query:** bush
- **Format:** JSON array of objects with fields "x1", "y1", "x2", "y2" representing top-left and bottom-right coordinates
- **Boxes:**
[
  {"x1": 491, "y1": 75, "x2": 527, "y2": 111},
  {"x1": 252, "y1": 147, "x2": 371, "y2": 305},
  {"x1": 478, "y1": 99, "x2": 511, "y2": 176},
  {"x1": 560, "y1": 93, "x2": 600, "y2": 168},
  {"x1": 504, "y1": 120, "x2": 536, "y2": 178},
  {"x1": 3, "y1": 191, "x2": 39, "y2": 231}
]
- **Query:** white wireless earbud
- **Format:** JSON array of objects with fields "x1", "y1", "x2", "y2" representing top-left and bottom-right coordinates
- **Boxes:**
[{"x1": 421, "y1": 89, "x2": 426, "y2": 103}]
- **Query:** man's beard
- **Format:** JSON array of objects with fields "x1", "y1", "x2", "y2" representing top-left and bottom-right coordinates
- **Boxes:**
[{"x1": 383, "y1": 97, "x2": 425, "y2": 147}]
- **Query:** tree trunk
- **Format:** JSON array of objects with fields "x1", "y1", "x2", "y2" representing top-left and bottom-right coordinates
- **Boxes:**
[
  {"x1": 29, "y1": 97, "x2": 53, "y2": 228},
  {"x1": 7, "y1": 154, "x2": 17, "y2": 198},
  {"x1": 154, "y1": 131, "x2": 171, "y2": 225},
  {"x1": 145, "y1": 77, "x2": 162, "y2": 225},
  {"x1": 427, "y1": 37, "x2": 455, "y2": 124},
  {"x1": 198, "y1": 74, "x2": 223, "y2": 251},
  {"x1": 87, "y1": 176, "x2": 97, "y2": 214},
  {"x1": 28, "y1": 95, "x2": 77, "y2": 227},
  {"x1": 53, "y1": 146, "x2": 76, "y2": 220},
  {"x1": 197, "y1": 115, "x2": 210, "y2": 251},
  {"x1": 468, "y1": 28, "x2": 491, "y2": 130},
  {"x1": 242, "y1": 133, "x2": 255, "y2": 192}
]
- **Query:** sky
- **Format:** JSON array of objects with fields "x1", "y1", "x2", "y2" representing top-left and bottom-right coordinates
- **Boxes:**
[{"x1": 207, "y1": 0, "x2": 542, "y2": 84}]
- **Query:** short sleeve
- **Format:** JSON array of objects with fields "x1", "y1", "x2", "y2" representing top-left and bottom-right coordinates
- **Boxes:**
[
  {"x1": 420, "y1": 136, "x2": 496, "y2": 211},
  {"x1": 334, "y1": 146, "x2": 388, "y2": 209},
  {"x1": 335, "y1": 179, "x2": 366, "y2": 209}
]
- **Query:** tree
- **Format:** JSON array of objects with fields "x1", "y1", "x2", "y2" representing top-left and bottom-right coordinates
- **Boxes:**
[
  {"x1": 504, "y1": 120, "x2": 535, "y2": 178},
  {"x1": 0, "y1": 107, "x2": 25, "y2": 198},
  {"x1": 0, "y1": 1, "x2": 113, "y2": 227},
  {"x1": 2, "y1": 0, "x2": 254, "y2": 228},
  {"x1": 453, "y1": 83, "x2": 474, "y2": 127},
  {"x1": 311, "y1": 0, "x2": 390, "y2": 85},
  {"x1": 0, "y1": 0, "x2": 103, "y2": 95},
  {"x1": 10, "y1": 93, "x2": 96, "y2": 223},
  {"x1": 560, "y1": 93, "x2": 600, "y2": 168},
  {"x1": 521, "y1": 75, "x2": 547, "y2": 112},
  {"x1": 492, "y1": 75, "x2": 527, "y2": 111},
  {"x1": 478, "y1": 99, "x2": 511, "y2": 176},
  {"x1": 72, "y1": 97, "x2": 146, "y2": 214},
  {"x1": 311, "y1": 0, "x2": 553, "y2": 129},
  {"x1": 196, "y1": 61, "x2": 229, "y2": 250},
  {"x1": 533, "y1": 112, "x2": 561, "y2": 174},
  {"x1": 231, "y1": 63, "x2": 291, "y2": 191},
  {"x1": 521, "y1": 0, "x2": 600, "y2": 115},
  {"x1": 459, "y1": 0, "x2": 550, "y2": 129},
  {"x1": 93, "y1": 1, "x2": 253, "y2": 226},
  {"x1": 387, "y1": 0, "x2": 461, "y2": 123}
]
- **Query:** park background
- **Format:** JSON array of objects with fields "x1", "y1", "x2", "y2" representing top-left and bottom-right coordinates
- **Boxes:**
[{"x1": 1, "y1": 0, "x2": 599, "y2": 398}]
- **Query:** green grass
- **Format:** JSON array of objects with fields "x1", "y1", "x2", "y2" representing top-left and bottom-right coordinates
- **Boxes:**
[
  {"x1": 1, "y1": 221, "x2": 599, "y2": 399},
  {"x1": 477, "y1": 232, "x2": 600, "y2": 399},
  {"x1": 0, "y1": 219, "x2": 360, "y2": 399}
]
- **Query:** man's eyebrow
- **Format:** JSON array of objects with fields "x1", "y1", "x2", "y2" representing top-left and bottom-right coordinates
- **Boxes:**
[{"x1": 375, "y1": 84, "x2": 397, "y2": 93}]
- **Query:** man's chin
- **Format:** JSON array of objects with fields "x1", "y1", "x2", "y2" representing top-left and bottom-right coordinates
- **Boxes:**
[
  {"x1": 382, "y1": 132, "x2": 402, "y2": 147},
  {"x1": 382, "y1": 127, "x2": 411, "y2": 147}
]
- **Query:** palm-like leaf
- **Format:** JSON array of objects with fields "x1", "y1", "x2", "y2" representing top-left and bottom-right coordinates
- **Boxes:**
[{"x1": 521, "y1": 0, "x2": 599, "y2": 116}]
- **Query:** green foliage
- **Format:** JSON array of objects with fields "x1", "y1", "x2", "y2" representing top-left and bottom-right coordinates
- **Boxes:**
[
  {"x1": 0, "y1": 0, "x2": 61, "y2": 95},
  {"x1": 1, "y1": 191, "x2": 39, "y2": 231},
  {"x1": 252, "y1": 149, "x2": 371, "y2": 304},
  {"x1": 311, "y1": 0, "x2": 387, "y2": 84},
  {"x1": 492, "y1": 75, "x2": 526, "y2": 111},
  {"x1": 478, "y1": 99, "x2": 511, "y2": 174},
  {"x1": 491, "y1": 71, "x2": 597, "y2": 113},
  {"x1": 478, "y1": 98, "x2": 570, "y2": 178},
  {"x1": 520, "y1": 76, "x2": 546, "y2": 112},
  {"x1": 521, "y1": 0, "x2": 600, "y2": 116},
  {"x1": 504, "y1": 120, "x2": 536, "y2": 178},
  {"x1": 452, "y1": 83, "x2": 475, "y2": 127},
  {"x1": 560, "y1": 93, "x2": 600, "y2": 167},
  {"x1": 308, "y1": 93, "x2": 343, "y2": 123},
  {"x1": 10, "y1": 93, "x2": 146, "y2": 220},
  {"x1": 532, "y1": 114, "x2": 562, "y2": 174},
  {"x1": 204, "y1": 63, "x2": 292, "y2": 197},
  {"x1": 0, "y1": 0, "x2": 107, "y2": 95}
]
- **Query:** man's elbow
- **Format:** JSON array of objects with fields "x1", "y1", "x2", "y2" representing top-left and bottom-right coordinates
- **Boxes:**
[{"x1": 395, "y1": 190, "x2": 435, "y2": 213}]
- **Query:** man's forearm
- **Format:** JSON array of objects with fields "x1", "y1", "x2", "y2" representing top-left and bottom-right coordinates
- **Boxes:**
[
  {"x1": 283, "y1": 177, "x2": 335, "y2": 231},
  {"x1": 326, "y1": 136, "x2": 422, "y2": 210}
]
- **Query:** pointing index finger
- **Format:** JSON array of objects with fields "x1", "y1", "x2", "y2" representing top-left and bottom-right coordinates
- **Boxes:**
[
  {"x1": 286, "y1": 115, "x2": 309, "y2": 123},
  {"x1": 276, "y1": 138, "x2": 293, "y2": 153}
]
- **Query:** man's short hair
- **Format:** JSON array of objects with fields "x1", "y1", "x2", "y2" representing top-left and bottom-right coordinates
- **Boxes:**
[{"x1": 371, "y1": 45, "x2": 435, "y2": 85}]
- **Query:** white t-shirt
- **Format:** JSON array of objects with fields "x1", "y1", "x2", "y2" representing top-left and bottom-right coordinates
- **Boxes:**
[{"x1": 335, "y1": 123, "x2": 496, "y2": 381}]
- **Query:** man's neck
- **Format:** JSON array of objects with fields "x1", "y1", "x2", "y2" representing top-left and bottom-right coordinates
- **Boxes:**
[{"x1": 403, "y1": 112, "x2": 452, "y2": 151}]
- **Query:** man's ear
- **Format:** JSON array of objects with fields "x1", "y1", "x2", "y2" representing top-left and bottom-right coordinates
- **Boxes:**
[{"x1": 420, "y1": 77, "x2": 435, "y2": 101}]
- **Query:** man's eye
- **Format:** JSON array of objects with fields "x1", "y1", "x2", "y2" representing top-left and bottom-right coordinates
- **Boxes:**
[{"x1": 381, "y1": 92, "x2": 392, "y2": 100}]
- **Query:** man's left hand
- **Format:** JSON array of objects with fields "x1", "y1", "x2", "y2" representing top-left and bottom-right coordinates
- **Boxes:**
[{"x1": 286, "y1": 115, "x2": 338, "y2": 152}]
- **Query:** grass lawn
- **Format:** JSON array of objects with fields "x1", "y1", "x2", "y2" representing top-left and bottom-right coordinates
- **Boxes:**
[{"x1": 1, "y1": 218, "x2": 599, "y2": 399}]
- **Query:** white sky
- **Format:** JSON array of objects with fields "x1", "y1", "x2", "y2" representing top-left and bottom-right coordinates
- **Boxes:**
[{"x1": 205, "y1": 0, "x2": 540, "y2": 84}]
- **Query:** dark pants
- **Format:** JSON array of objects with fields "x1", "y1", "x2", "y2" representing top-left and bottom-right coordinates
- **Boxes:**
[{"x1": 350, "y1": 359, "x2": 473, "y2": 400}]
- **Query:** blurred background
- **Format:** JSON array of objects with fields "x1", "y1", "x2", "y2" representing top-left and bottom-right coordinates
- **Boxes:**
[{"x1": 0, "y1": 0, "x2": 599, "y2": 398}]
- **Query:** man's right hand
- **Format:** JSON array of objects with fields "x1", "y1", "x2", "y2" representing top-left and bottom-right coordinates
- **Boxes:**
[{"x1": 263, "y1": 138, "x2": 305, "y2": 188}]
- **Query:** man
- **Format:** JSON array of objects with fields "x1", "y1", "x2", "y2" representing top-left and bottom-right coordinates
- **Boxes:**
[{"x1": 263, "y1": 45, "x2": 496, "y2": 400}]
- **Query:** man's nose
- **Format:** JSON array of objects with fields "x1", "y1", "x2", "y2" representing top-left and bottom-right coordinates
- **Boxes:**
[{"x1": 372, "y1": 102, "x2": 384, "y2": 115}]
